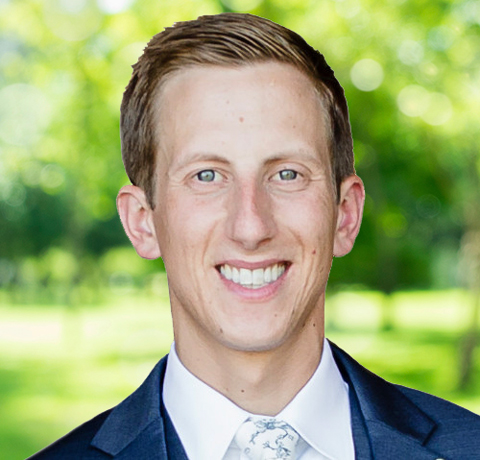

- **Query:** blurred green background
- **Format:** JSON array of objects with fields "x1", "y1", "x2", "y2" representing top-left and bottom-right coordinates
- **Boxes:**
[{"x1": 1, "y1": 0, "x2": 480, "y2": 458}]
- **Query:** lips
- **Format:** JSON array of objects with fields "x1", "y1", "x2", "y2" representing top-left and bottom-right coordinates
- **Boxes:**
[{"x1": 217, "y1": 262, "x2": 288, "y2": 289}]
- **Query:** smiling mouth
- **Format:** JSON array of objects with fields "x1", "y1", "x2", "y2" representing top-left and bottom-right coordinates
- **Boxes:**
[{"x1": 217, "y1": 262, "x2": 289, "y2": 289}]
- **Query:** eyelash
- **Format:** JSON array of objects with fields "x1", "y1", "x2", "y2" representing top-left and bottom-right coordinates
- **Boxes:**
[
  {"x1": 196, "y1": 169, "x2": 217, "y2": 182},
  {"x1": 275, "y1": 169, "x2": 298, "y2": 181},
  {"x1": 191, "y1": 167, "x2": 303, "y2": 187}
]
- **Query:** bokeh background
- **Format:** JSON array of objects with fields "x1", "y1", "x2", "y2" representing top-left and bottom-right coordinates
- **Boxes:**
[{"x1": 1, "y1": 0, "x2": 480, "y2": 457}]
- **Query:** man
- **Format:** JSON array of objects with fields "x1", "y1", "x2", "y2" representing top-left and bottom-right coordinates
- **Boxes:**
[{"x1": 31, "y1": 13, "x2": 480, "y2": 460}]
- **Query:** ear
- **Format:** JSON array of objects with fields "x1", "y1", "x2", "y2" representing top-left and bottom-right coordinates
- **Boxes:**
[
  {"x1": 117, "y1": 185, "x2": 162, "y2": 260},
  {"x1": 333, "y1": 175, "x2": 365, "y2": 257}
]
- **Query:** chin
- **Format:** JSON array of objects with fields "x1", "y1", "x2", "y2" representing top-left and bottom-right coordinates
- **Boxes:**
[{"x1": 219, "y1": 328, "x2": 287, "y2": 353}]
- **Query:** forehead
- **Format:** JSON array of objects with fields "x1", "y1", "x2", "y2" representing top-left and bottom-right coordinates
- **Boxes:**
[
  {"x1": 153, "y1": 62, "x2": 329, "y2": 166},
  {"x1": 156, "y1": 61, "x2": 321, "y2": 110}
]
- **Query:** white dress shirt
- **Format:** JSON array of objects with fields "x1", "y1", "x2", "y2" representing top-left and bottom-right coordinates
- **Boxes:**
[{"x1": 163, "y1": 339, "x2": 354, "y2": 460}]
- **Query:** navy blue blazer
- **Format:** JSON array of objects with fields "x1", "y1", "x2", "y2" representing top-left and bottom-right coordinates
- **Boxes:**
[{"x1": 29, "y1": 342, "x2": 480, "y2": 459}]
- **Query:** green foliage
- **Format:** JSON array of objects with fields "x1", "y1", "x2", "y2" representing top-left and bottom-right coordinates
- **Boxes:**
[
  {"x1": 0, "y1": 290, "x2": 479, "y2": 458},
  {"x1": 0, "y1": 0, "x2": 479, "y2": 296}
]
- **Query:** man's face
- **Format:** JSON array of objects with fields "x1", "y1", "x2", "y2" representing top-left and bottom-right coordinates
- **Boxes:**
[{"x1": 151, "y1": 62, "x2": 341, "y2": 354}]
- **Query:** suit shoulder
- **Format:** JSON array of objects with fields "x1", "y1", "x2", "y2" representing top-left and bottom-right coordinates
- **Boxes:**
[
  {"x1": 27, "y1": 409, "x2": 113, "y2": 459},
  {"x1": 396, "y1": 384, "x2": 480, "y2": 426}
]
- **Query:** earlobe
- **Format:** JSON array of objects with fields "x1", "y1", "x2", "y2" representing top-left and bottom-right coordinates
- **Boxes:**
[
  {"x1": 117, "y1": 185, "x2": 162, "y2": 260},
  {"x1": 333, "y1": 175, "x2": 365, "y2": 257}
]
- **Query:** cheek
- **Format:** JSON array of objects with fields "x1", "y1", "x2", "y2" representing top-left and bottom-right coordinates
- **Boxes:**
[
  {"x1": 162, "y1": 195, "x2": 225, "y2": 251},
  {"x1": 275, "y1": 195, "x2": 335, "y2": 241}
]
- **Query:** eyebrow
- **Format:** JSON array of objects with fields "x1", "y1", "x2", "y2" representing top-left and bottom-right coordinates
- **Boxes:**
[
  {"x1": 172, "y1": 153, "x2": 231, "y2": 169},
  {"x1": 171, "y1": 148, "x2": 324, "y2": 172},
  {"x1": 262, "y1": 150, "x2": 324, "y2": 167}
]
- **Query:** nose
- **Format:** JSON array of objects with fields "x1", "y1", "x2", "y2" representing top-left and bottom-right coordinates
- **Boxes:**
[{"x1": 226, "y1": 180, "x2": 277, "y2": 250}]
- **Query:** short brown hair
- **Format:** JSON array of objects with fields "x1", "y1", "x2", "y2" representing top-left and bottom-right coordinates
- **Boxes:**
[{"x1": 120, "y1": 13, "x2": 354, "y2": 208}]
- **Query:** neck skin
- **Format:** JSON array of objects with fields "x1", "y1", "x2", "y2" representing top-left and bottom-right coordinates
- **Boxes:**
[{"x1": 173, "y1": 304, "x2": 325, "y2": 416}]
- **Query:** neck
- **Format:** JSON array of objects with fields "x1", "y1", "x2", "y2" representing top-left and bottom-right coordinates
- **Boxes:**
[{"x1": 174, "y1": 312, "x2": 324, "y2": 415}]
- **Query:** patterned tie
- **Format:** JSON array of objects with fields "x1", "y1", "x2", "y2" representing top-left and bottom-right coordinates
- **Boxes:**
[{"x1": 234, "y1": 417, "x2": 300, "y2": 459}]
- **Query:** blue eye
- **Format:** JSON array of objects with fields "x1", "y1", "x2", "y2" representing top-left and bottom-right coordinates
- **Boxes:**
[
  {"x1": 196, "y1": 170, "x2": 216, "y2": 182},
  {"x1": 278, "y1": 169, "x2": 297, "y2": 180}
]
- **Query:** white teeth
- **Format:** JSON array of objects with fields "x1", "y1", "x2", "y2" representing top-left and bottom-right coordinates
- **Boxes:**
[
  {"x1": 252, "y1": 268, "x2": 263, "y2": 285},
  {"x1": 240, "y1": 268, "x2": 252, "y2": 285},
  {"x1": 224, "y1": 264, "x2": 232, "y2": 280},
  {"x1": 219, "y1": 263, "x2": 286, "y2": 289},
  {"x1": 264, "y1": 266, "x2": 272, "y2": 283},
  {"x1": 232, "y1": 267, "x2": 240, "y2": 283},
  {"x1": 272, "y1": 264, "x2": 278, "y2": 279}
]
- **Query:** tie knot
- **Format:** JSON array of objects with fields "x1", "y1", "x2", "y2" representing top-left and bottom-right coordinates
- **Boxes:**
[{"x1": 234, "y1": 417, "x2": 300, "y2": 459}]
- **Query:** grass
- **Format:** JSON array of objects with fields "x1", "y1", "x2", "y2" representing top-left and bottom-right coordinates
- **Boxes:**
[{"x1": 1, "y1": 286, "x2": 479, "y2": 459}]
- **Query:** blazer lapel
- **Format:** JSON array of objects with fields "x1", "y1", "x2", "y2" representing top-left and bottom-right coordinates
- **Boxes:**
[
  {"x1": 330, "y1": 341, "x2": 445, "y2": 459},
  {"x1": 86, "y1": 343, "x2": 448, "y2": 459},
  {"x1": 90, "y1": 356, "x2": 186, "y2": 459}
]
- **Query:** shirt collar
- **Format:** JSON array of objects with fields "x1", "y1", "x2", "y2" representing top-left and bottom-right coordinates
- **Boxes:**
[
  {"x1": 277, "y1": 339, "x2": 354, "y2": 459},
  {"x1": 163, "y1": 339, "x2": 353, "y2": 460},
  {"x1": 163, "y1": 344, "x2": 249, "y2": 460}
]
